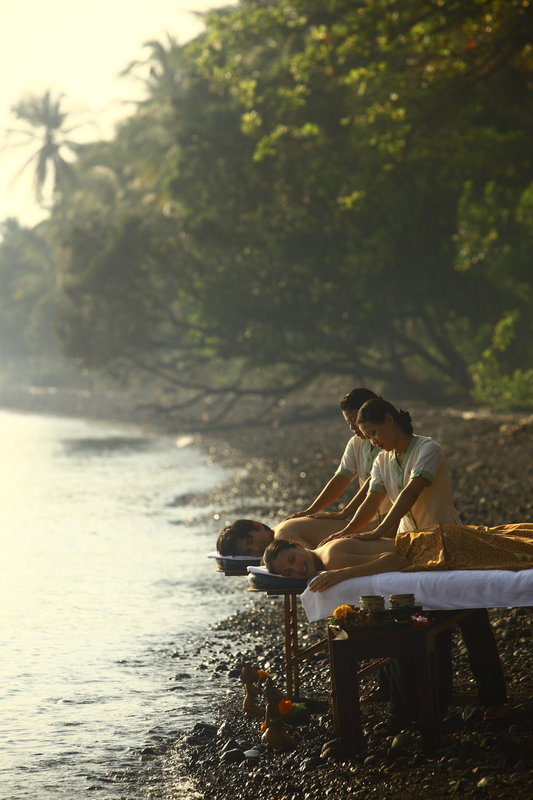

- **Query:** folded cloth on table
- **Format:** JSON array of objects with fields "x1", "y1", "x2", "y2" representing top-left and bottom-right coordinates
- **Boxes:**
[
  {"x1": 300, "y1": 568, "x2": 533, "y2": 622},
  {"x1": 247, "y1": 565, "x2": 312, "y2": 592}
]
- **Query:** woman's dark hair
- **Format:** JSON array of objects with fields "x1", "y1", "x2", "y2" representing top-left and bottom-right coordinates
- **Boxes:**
[
  {"x1": 339, "y1": 387, "x2": 377, "y2": 412},
  {"x1": 262, "y1": 539, "x2": 300, "y2": 573},
  {"x1": 356, "y1": 398, "x2": 413, "y2": 435}
]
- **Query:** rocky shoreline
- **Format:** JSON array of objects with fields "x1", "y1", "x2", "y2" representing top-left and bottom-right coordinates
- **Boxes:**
[{"x1": 1, "y1": 384, "x2": 532, "y2": 800}]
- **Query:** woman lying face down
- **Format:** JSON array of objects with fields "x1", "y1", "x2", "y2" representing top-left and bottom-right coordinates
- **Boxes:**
[
  {"x1": 262, "y1": 523, "x2": 533, "y2": 592},
  {"x1": 262, "y1": 535, "x2": 401, "y2": 592}
]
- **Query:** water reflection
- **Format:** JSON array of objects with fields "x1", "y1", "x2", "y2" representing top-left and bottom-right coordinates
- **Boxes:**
[
  {"x1": 0, "y1": 409, "x2": 244, "y2": 800},
  {"x1": 62, "y1": 435, "x2": 152, "y2": 455}
]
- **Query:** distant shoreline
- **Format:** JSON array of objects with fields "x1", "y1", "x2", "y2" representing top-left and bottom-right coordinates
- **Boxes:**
[{"x1": 0, "y1": 383, "x2": 152, "y2": 426}]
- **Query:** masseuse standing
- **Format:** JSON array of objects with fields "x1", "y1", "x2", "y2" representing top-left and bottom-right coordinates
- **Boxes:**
[
  {"x1": 322, "y1": 397, "x2": 507, "y2": 726},
  {"x1": 286, "y1": 386, "x2": 390, "y2": 528},
  {"x1": 323, "y1": 398, "x2": 460, "y2": 540}
]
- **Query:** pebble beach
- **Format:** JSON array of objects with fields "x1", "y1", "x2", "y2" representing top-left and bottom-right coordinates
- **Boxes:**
[{"x1": 2, "y1": 384, "x2": 532, "y2": 799}]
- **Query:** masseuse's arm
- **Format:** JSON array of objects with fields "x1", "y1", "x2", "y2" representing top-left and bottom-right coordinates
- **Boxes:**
[
  {"x1": 352, "y1": 475, "x2": 431, "y2": 540},
  {"x1": 308, "y1": 551, "x2": 408, "y2": 592},
  {"x1": 318, "y1": 488, "x2": 383, "y2": 543},
  {"x1": 285, "y1": 473, "x2": 351, "y2": 519},
  {"x1": 307, "y1": 477, "x2": 370, "y2": 521}
]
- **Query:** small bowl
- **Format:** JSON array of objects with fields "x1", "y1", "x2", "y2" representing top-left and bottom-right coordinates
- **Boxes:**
[
  {"x1": 359, "y1": 595, "x2": 385, "y2": 612},
  {"x1": 389, "y1": 593, "x2": 416, "y2": 608}
]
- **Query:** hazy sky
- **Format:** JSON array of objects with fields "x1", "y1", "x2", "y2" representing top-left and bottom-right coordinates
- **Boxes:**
[{"x1": 0, "y1": 0, "x2": 235, "y2": 225}]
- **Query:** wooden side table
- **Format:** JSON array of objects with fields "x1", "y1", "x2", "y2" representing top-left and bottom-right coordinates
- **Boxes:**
[{"x1": 328, "y1": 610, "x2": 474, "y2": 754}]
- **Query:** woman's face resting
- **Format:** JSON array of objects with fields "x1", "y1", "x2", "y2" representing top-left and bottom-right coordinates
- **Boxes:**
[{"x1": 272, "y1": 545, "x2": 317, "y2": 579}]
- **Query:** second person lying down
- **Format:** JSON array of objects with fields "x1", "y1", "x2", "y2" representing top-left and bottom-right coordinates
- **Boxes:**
[{"x1": 262, "y1": 523, "x2": 533, "y2": 592}]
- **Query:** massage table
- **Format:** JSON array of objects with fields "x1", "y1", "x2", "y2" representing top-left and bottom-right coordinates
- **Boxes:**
[
  {"x1": 300, "y1": 568, "x2": 532, "y2": 754},
  {"x1": 252, "y1": 566, "x2": 533, "y2": 753},
  {"x1": 215, "y1": 555, "x2": 532, "y2": 751},
  {"x1": 300, "y1": 567, "x2": 533, "y2": 621}
]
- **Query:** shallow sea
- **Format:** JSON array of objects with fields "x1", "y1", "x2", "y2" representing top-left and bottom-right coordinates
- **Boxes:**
[{"x1": 0, "y1": 409, "x2": 249, "y2": 799}]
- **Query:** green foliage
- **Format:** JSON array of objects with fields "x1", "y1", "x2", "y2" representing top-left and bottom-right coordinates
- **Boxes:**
[
  {"x1": 470, "y1": 312, "x2": 533, "y2": 410},
  {"x1": 3, "y1": 0, "x2": 532, "y2": 412}
]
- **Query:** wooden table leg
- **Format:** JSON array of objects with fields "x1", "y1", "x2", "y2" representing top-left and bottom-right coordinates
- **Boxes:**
[
  {"x1": 329, "y1": 637, "x2": 365, "y2": 754},
  {"x1": 283, "y1": 593, "x2": 301, "y2": 698},
  {"x1": 413, "y1": 639, "x2": 441, "y2": 754}
]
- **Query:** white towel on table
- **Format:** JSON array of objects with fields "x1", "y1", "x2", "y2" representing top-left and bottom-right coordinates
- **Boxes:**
[{"x1": 300, "y1": 569, "x2": 533, "y2": 622}]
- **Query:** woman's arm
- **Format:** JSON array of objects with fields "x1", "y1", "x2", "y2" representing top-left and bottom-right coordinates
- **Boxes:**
[
  {"x1": 353, "y1": 475, "x2": 431, "y2": 539},
  {"x1": 308, "y1": 551, "x2": 408, "y2": 592},
  {"x1": 284, "y1": 473, "x2": 351, "y2": 519},
  {"x1": 318, "y1": 490, "x2": 383, "y2": 543},
  {"x1": 309, "y1": 477, "x2": 371, "y2": 521}
]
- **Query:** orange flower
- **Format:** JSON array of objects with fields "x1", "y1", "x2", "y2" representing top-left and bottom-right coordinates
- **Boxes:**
[
  {"x1": 278, "y1": 699, "x2": 294, "y2": 715},
  {"x1": 256, "y1": 669, "x2": 270, "y2": 679},
  {"x1": 332, "y1": 604, "x2": 355, "y2": 619},
  {"x1": 260, "y1": 721, "x2": 266, "y2": 731}
]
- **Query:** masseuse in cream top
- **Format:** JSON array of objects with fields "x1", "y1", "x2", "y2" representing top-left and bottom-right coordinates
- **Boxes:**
[{"x1": 321, "y1": 397, "x2": 461, "y2": 542}]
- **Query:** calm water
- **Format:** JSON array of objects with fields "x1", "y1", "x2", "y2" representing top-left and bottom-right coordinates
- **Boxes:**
[{"x1": 0, "y1": 409, "x2": 248, "y2": 799}]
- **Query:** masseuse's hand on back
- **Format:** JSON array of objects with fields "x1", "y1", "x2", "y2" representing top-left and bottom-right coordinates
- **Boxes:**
[
  {"x1": 284, "y1": 509, "x2": 346, "y2": 520},
  {"x1": 283, "y1": 473, "x2": 351, "y2": 520},
  {"x1": 318, "y1": 490, "x2": 383, "y2": 545},
  {"x1": 307, "y1": 511, "x2": 348, "y2": 520},
  {"x1": 317, "y1": 525, "x2": 383, "y2": 545},
  {"x1": 317, "y1": 528, "x2": 357, "y2": 545},
  {"x1": 284, "y1": 509, "x2": 313, "y2": 520},
  {"x1": 363, "y1": 475, "x2": 431, "y2": 540}
]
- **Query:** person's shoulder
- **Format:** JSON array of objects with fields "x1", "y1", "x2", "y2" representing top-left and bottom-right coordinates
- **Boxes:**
[
  {"x1": 409, "y1": 435, "x2": 445, "y2": 465},
  {"x1": 273, "y1": 520, "x2": 290, "y2": 537},
  {"x1": 371, "y1": 448, "x2": 389, "y2": 471},
  {"x1": 413, "y1": 434, "x2": 441, "y2": 451},
  {"x1": 345, "y1": 434, "x2": 364, "y2": 451}
]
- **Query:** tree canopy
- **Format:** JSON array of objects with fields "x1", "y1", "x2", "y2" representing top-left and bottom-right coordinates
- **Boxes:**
[{"x1": 1, "y1": 0, "x2": 531, "y2": 414}]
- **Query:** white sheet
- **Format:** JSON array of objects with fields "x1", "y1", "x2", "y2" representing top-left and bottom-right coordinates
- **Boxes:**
[
  {"x1": 248, "y1": 566, "x2": 296, "y2": 577},
  {"x1": 300, "y1": 569, "x2": 533, "y2": 622},
  {"x1": 207, "y1": 552, "x2": 261, "y2": 562}
]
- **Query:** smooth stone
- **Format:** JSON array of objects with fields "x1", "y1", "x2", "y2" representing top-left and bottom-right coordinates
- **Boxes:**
[
  {"x1": 476, "y1": 776, "x2": 496, "y2": 789},
  {"x1": 390, "y1": 732, "x2": 415, "y2": 750},
  {"x1": 220, "y1": 748, "x2": 245, "y2": 764},
  {"x1": 221, "y1": 738, "x2": 240, "y2": 753},
  {"x1": 320, "y1": 745, "x2": 344, "y2": 760},
  {"x1": 449, "y1": 779, "x2": 468, "y2": 794},
  {"x1": 320, "y1": 738, "x2": 340, "y2": 754},
  {"x1": 217, "y1": 722, "x2": 233, "y2": 738},
  {"x1": 243, "y1": 749, "x2": 261, "y2": 765},
  {"x1": 298, "y1": 756, "x2": 321, "y2": 771}
]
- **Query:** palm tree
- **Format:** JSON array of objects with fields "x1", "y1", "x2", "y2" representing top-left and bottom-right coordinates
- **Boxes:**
[
  {"x1": 5, "y1": 90, "x2": 82, "y2": 205},
  {"x1": 120, "y1": 34, "x2": 182, "y2": 109}
]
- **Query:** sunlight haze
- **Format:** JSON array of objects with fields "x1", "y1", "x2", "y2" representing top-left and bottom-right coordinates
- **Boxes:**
[{"x1": 0, "y1": 0, "x2": 234, "y2": 225}]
